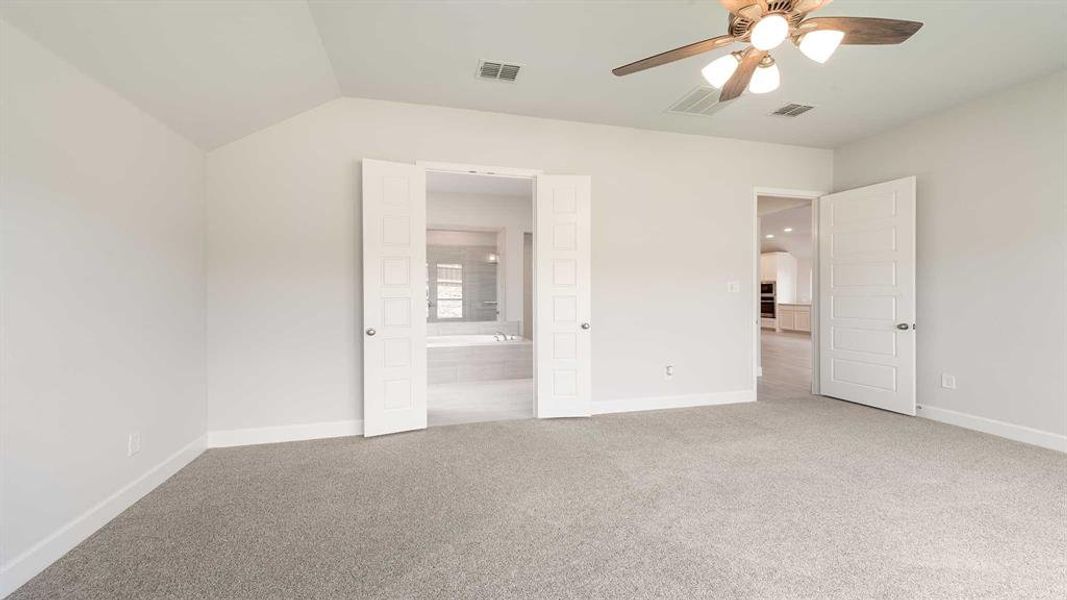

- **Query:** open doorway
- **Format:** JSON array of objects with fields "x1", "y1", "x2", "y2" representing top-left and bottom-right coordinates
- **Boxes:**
[
  {"x1": 362, "y1": 159, "x2": 592, "y2": 437},
  {"x1": 757, "y1": 193, "x2": 817, "y2": 396},
  {"x1": 425, "y1": 171, "x2": 534, "y2": 426}
]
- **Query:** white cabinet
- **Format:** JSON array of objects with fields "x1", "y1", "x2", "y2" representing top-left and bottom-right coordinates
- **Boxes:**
[
  {"x1": 760, "y1": 252, "x2": 798, "y2": 304},
  {"x1": 777, "y1": 304, "x2": 811, "y2": 333},
  {"x1": 778, "y1": 309, "x2": 795, "y2": 331}
]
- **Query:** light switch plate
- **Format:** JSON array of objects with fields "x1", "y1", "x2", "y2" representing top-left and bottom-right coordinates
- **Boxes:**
[{"x1": 727, "y1": 281, "x2": 740, "y2": 293}]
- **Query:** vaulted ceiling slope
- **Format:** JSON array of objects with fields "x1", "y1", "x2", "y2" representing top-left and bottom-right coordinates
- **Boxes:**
[
  {"x1": 2, "y1": 1, "x2": 1065, "y2": 149},
  {"x1": 0, "y1": 1, "x2": 339, "y2": 149}
]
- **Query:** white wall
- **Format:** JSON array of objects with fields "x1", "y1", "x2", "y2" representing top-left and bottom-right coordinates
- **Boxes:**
[
  {"x1": 795, "y1": 257, "x2": 813, "y2": 304},
  {"x1": 427, "y1": 191, "x2": 532, "y2": 325},
  {"x1": 834, "y1": 70, "x2": 1067, "y2": 445},
  {"x1": 205, "y1": 96, "x2": 832, "y2": 434},
  {"x1": 0, "y1": 21, "x2": 206, "y2": 592}
]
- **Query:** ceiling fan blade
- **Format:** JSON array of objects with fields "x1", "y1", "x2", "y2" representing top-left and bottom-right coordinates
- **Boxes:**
[
  {"x1": 719, "y1": 48, "x2": 767, "y2": 102},
  {"x1": 612, "y1": 35, "x2": 736, "y2": 76},
  {"x1": 798, "y1": 16, "x2": 923, "y2": 45}
]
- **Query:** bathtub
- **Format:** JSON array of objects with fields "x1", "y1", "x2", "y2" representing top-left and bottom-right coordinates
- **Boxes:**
[
  {"x1": 428, "y1": 334, "x2": 525, "y2": 348},
  {"x1": 426, "y1": 322, "x2": 533, "y2": 384}
]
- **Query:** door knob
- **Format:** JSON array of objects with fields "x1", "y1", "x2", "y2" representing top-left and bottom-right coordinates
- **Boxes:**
[
  {"x1": 581, "y1": 322, "x2": 590, "y2": 330},
  {"x1": 895, "y1": 323, "x2": 910, "y2": 331},
  {"x1": 365, "y1": 328, "x2": 377, "y2": 336}
]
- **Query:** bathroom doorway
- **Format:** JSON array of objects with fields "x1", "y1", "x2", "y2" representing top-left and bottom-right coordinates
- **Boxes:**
[
  {"x1": 425, "y1": 171, "x2": 534, "y2": 426},
  {"x1": 362, "y1": 158, "x2": 592, "y2": 437}
]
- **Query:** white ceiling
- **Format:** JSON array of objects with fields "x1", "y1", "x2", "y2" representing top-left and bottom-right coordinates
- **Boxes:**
[
  {"x1": 2, "y1": 1, "x2": 1065, "y2": 149},
  {"x1": 0, "y1": 0, "x2": 339, "y2": 149},
  {"x1": 760, "y1": 202, "x2": 813, "y2": 259},
  {"x1": 427, "y1": 171, "x2": 533, "y2": 197}
]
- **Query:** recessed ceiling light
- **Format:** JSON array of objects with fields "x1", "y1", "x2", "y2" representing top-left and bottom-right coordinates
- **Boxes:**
[
  {"x1": 783, "y1": 227, "x2": 793, "y2": 232},
  {"x1": 765, "y1": 234, "x2": 775, "y2": 239}
]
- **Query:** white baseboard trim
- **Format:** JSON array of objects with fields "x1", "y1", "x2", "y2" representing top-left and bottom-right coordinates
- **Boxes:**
[
  {"x1": 594, "y1": 389, "x2": 756, "y2": 415},
  {"x1": 918, "y1": 405, "x2": 1067, "y2": 453},
  {"x1": 0, "y1": 435, "x2": 206, "y2": 599},
  {"x1": 207, "y1": 419, "x2": 363, "y2": 448}
]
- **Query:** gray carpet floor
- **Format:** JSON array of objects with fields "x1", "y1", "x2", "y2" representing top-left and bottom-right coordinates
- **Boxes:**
[{"x1": 10, "y1": 333, "x2": 1067, "y2": 599}]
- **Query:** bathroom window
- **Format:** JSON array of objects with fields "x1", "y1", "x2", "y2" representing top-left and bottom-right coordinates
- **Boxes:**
[{"x1": 435, "y1": 263, "x2": 463, "y2": 319}]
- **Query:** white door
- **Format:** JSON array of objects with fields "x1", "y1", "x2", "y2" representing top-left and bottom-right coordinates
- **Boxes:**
[
  {"x1": 362, "y1": 159, "x2": 427, "y2": 436},
  {"x1": 535, "y1": 175, "x2": 592, "y2": 418},
  {"x1": 818, "y1": 176, "x2": 916, "y2": 415}
]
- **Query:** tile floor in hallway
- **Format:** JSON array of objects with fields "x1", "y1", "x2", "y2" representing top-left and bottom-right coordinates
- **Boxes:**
[{"x1": 759, "y1": 328, "x2": 813, "y2": 398}]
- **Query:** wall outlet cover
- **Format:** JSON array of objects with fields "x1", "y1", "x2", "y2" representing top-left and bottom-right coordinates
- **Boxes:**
[
  {"x1": 940, "y1": 373, "x2": 957, "y2": 390},
  {"x1": 727, "y1": 281, "x2": 741, "y2": 293},
  {"x1": 128, "y1": 432, "x2": 141, "y2": 456}
]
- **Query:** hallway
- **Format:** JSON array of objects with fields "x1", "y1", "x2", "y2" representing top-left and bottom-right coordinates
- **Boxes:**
[{"x1": 759, "y1": 329, "x2": 813, "y2": 399}]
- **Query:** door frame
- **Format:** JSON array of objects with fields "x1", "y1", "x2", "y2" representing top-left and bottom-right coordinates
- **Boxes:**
[
  {"x1": 752, "y1": 186, "x2": 827, "y2": 396},
  {"x1": 416, "y1": 160, "x2": 547, "y2": 416}
]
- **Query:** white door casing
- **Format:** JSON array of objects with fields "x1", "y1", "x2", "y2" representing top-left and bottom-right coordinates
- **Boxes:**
[
  {"x1": 818, "y1": 176, "x2": 916, "y2": 415},
  {"x1": 362, "y1": 159, "x2": 427, "y2": 436},
  {"x1": 535, "y1": 175, "x2": 592, "y2": 418}
]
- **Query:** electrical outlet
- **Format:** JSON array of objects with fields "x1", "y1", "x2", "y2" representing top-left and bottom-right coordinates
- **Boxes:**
[
  {"x1": 727, "y1": 281, "x2": 740, "y2": 293},
  {"x1": 940, "y1": 373, "x2": 957, "y2": 390},
  {"x1": 128, "y1": 432, "x2": 141, "y2": 456},
  {"x1": 665, "y1": 365, "x2": 674, "y2": 380}
]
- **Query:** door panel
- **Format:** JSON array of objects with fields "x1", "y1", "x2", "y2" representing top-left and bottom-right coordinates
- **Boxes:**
[
  {"x1": 362, "y1": 159, "x2": 427, "y2": 436},
  {"x1": 818, "y1": 177, "x2": 916, "y2": 415},
  {"x1": 535, "y1": 175, "x2": 591, "y2": 418}
]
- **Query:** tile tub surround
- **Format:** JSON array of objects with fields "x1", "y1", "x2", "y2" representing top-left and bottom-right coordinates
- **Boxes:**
[
  {"x1": 428, "y1": 338, "x2": 533, "y2": 384},
  {"x1": 428, "y1": 321, "x2": 520, "y2": 337}
]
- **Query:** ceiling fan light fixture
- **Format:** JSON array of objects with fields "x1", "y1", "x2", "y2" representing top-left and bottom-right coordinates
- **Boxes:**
[
  {"x1": 748, "y1": 58, "x2": 781, "y2": 94},
  {"x1": 701, "y1": 52, "x2": 741, "y2": 88},
  {"x1": 750, "y1": 14, "x2": 790, "y2": 50},
  {"x1": 798, "y1": 29, "x2": 845, "y2": 63}
]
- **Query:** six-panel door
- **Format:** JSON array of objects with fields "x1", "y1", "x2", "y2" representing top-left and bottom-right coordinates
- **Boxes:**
[
  {"x1": 535, "y1": 175, "x2": 592, "y2": 418},
  {"x1": 362, "y1": 159, "x2": 428, "y2": 436}
]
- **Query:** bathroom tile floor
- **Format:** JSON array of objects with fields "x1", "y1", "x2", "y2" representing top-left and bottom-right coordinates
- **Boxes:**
[{"x1": 427, "y1": 378, "x2": 534, "y2": 427}]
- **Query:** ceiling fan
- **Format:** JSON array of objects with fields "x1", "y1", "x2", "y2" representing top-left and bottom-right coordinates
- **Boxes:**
[{"x1": 612, "y1": 0, "x2": 923, "y2": 101}]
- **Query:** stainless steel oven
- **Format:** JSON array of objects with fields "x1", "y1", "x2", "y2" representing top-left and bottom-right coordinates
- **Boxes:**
[
  {"x1": 761, "y1": 300, "x2": 776, "y2": 318},
  {"x1": 760, "y1": 281, "x2": 776, "y2": 318}
]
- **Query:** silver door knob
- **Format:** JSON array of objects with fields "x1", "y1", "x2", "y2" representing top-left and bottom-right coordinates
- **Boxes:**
[
  {"x1": 581, "y1": 322, "x2": 590, "y2": 330},
  {"x1": 895, "y1": 323, "x2": 910, "y2": 331},
  {"x1": 366, "y1": 328, "x2": 377, "y2": 336}
]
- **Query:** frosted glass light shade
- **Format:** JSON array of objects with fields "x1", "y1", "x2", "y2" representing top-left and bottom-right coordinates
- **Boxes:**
[
  {"x1": 798, "y1": 30, "x2": 845, "y2": 63},
  {"x1": 748, "y1": 62, "x2": 781, "y2": 94},
  {"x1": 702, "y1": 54, "x2": 740, "y2": 88},
  {"x1": 750, "y1": 14, "x2": 789, "y2": 50}
]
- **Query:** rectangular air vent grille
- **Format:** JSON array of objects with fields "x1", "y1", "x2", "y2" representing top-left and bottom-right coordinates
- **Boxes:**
[
  {"x1": 477, "y1": 60, "x2": 522, "y2": 82},
  {"x1": 666, "y1": 86, "x2": 729, "y2": 117},
  {"x1": 771, "y1": 103, "x2": 815, "y2": 117}
]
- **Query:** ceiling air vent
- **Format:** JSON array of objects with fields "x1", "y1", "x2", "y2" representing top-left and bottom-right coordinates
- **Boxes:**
[
  {"x1": 666, "y1": 86, "x2": 729, "y2": 118},
  {"x1": 477, "y1": 59, "x2": 522, "y2": 82},
  {"x1": 770, "y1": 103, "x2": 816, "y2": 117}
]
